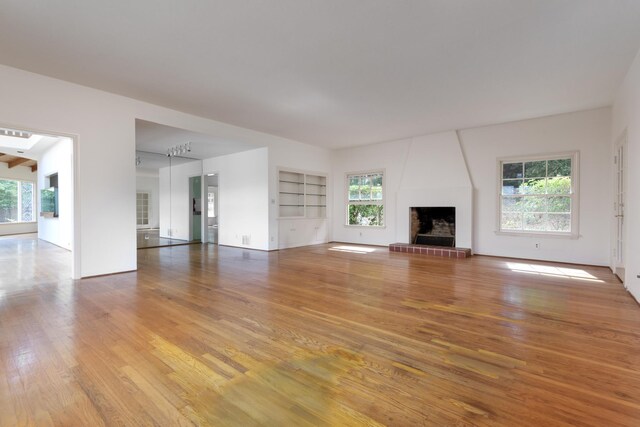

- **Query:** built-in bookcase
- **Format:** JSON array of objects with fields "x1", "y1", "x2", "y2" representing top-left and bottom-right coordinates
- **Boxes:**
[
  {"x1": 278, "y1": 170, "x2": 327, "y2": 218},
  {"x1": 278, "y1": 171, "x2": 305, "y2": 217},
  {"x1": 304, "y1": 174, "x2": 327, "y2": 218}
]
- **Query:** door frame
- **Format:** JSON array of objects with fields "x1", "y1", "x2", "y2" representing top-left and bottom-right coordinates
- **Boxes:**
[
  {"x1": 204, "y1": 172, "x2": 220, "y2": 244},
  {"x1": 0, "y1": 121, "x2": 80, "y2": 279},
  {"x1": 187, "y1": 174, "x2": 203, "y2": 242}
]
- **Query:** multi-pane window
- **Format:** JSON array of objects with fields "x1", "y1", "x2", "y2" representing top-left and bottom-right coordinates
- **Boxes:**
[
  {"x1": 346, "y1": 171, "x2": 384, "y2": 226},
  {"x1": 136, "y1": 192, "x2": 150, "y2": 226},
  {"x1": 500, "y1": 154, "x2": 576, "y2": 235},
  {"x1": 0, "y1": 179, "x2": 35, "y2": 223}
]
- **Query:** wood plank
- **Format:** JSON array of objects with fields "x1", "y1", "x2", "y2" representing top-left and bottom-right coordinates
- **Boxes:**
[
  {"x1": 0, "y1": 235, "x2": 639, "y2": 425},
  {"x1": 7, "y1": 157, "x2": 30, "y2": 168}
]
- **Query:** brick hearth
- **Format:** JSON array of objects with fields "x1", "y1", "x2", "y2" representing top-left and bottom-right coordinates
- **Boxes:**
[{"x1": 389, "y1": 243, "x2": 471, "y2": 258}]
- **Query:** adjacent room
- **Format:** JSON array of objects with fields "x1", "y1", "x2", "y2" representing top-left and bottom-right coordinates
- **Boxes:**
[
  {"x1": 1, "y1": 1, "x2": 640, "y2": 426},
  {"x1": 0, "y1": 128, "x2": 76, "y2": 286}
]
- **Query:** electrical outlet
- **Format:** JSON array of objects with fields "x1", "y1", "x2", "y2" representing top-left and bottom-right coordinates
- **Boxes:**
[{"x1": 535, "y1": 242, "x2": 540, "y2": 249}]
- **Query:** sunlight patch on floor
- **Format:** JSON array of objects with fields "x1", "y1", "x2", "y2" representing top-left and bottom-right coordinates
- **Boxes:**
[
  {"x1": 506, "y1": 262, "x2": 603, "y2": 282},
  {"x1": 329, "y1": 245, "x2": 377, "y2": 254}
]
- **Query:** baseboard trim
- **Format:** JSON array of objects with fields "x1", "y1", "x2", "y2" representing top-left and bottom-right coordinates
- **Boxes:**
[
  {"x1": 82, "y1": 269, "x2": 136, "y2": 279},
  {"x1": 137, "y1": 241, "x2": 200, "y2": 250},
  {"x1": 217, "y1": 244, "x2": 271, "y2": 252},
  {"x1": 0, "y1": 231, "x2": 38, "y2": 238}
]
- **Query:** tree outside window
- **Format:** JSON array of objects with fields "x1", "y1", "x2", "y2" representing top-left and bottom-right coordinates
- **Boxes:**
[
  {"x1": 500, "y1": 155, "x2": 576, "y2": 235},
  {"x1": 0, "y1": 179, "x2": 35, "y2": 223},
  {"x1": 346, "y1": 172, "x2": 384, "y2": 226}
]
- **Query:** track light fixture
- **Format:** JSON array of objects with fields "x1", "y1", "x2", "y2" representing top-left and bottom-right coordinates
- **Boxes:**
[
  {"x1": 166, "y1": 142, "x2": 192, "y2": 157},
  {"x1": 0, "y1": 128, "x2": 32, "y2": 139}
]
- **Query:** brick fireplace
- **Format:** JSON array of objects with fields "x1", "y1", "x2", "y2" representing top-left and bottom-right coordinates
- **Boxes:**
[{"x1": 391, "y1": 205, "x2": 470, "y2": 258}]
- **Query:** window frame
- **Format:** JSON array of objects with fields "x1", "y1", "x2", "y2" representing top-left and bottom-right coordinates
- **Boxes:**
[
  {"x1": 0, "y1": 178, "x2": 37, "y2": 225},
  {"x1": 345, "y1": 169, "x2": 385, "y2": 228},
  {"x1": 136, "y1": 191, "x2": 150, "y2": 227},
  {"x1": 496, "y1": 152, "x2": 579, "y2": 239}
]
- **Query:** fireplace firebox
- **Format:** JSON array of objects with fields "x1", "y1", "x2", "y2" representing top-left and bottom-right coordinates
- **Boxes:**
[{"x1": 410, "y1": 207, "x2": 455, "y2": 247}]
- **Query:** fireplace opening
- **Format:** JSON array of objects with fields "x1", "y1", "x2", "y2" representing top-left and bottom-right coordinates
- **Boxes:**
[{"x1": 410, "y1": 207, "x2": 455, "y2": 247}]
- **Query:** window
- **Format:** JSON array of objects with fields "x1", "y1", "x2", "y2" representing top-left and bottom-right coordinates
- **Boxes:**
[
  {"x1": 0, "y1": 179, "x2": 35, "y2": 224},
  {"x1": 499, "y1": 153, "x2": 577, "y2": 236},
  {"x1": 136, "y1": 192, "x2": 149, "y2": 226},
  {"x1": 346, "y1": 171, "x2": 384, "y2": 226}
]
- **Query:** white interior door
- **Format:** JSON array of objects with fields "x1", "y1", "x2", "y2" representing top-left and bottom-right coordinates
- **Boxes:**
[{"x1": 614, "y1": 133, "x2": 627, "y2": 281}]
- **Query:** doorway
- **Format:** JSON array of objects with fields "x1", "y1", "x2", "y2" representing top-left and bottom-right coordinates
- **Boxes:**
[
  {"x1": 614, "y1": 131, "x2": 627, "y2": 282},
  {"x1": 189, "y1": 175, "x2": 202, "y2": 242},
  {"x1": 205, "y1": 173, "x2": 219, "y2": 244},
  {"x1": 0, "y1": 124, "x2": 78, "y2": 280}
]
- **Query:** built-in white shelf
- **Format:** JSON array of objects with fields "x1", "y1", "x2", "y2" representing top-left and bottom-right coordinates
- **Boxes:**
[{"x1": 278, "y1": 170, "x2": 327, "y2": 219}]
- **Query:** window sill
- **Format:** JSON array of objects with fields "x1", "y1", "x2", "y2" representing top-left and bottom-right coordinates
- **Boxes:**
[
  {"x1": 344, "y1": 224, "x2": 386, "y2": 229},
  {"x1": 495, "y1": 230, "x2": 579, "y2": 239}
]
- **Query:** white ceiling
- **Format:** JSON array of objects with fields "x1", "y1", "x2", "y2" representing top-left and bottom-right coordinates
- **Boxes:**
[
  {"x1": 0, "y1": 133, "x2": 63, "y2": 160},
  {"x1": 2, "y1": 1, "x2": 640, "y2": 149},
  {"x1": 136, "y1": 120, "x2": 259, "y2": 165}
]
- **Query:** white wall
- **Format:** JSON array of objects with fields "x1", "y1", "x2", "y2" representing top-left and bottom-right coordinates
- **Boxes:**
[
  {"x1": 332, "y1": 108, "x2": 611, "y2": 266},
  {"x1": 37, "y1": 137, "x2": 73, "y2": 249},
  {"x1": 397, "y1": 132, "x2": 473, "y2": 249},
  {"x1": 0, "y1": 162, "x2": 37, "y2": 236},
  {"x1": 203, "y1": 148, "x2": 269, "y2": 250},
  {"x1": 459, "y1": 107, "x2": 611, "y2": 265},
  {"x1": 268, "y1": 141, "x2": 332, "y2": 250},
  {"x1": 0, "y1": 64, "x2": 327, "y2": 277},
  {"x1": 136, "y1": 172, "x2": 160, "y2": 229},
  {"x1": 331, "y1": 131, "x2": 473, "y2": 248},
  {"x1": 158, "y1": 160, "x2": 202, "y2": 241},
  {"x1": 612, "y1": 49, "x2": 640, "y2": 301},
  {"x1": 332, "y1": 138, "x2": 410, "y2": 246}
]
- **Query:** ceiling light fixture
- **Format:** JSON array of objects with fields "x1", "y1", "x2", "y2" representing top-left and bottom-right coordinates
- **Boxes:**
[
  {"x1": 0, "y1": 128, "x2": 32, "y2": 139},
  {"x1": 166, "y1": 142, "x2": 192, "y2": 157}
]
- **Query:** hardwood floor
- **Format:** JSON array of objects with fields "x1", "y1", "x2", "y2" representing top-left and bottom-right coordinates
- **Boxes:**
[{"x1": 1, "y1": 237, "x2": 640, "y2": 426}]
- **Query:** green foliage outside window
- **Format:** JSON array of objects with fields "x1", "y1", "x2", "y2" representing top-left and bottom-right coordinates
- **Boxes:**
[
  {"x1": 0, "y1": 179, "x2": 18, "y2": 223},
  {"x1": 348, "y1": 172, "x2": 383, "y2": 226},
  {"x1": 0, "y1": 179, "x2": 36, "y2": 223},
  {"x1": 348, "y1": 204, "x2": 383, "y2": 226},
  {"x1": 41, "y1": 188, "x2": 58, "y2": 216},
  {"x1": 501, "y1": 158, "x2": 573, "y2": 233}
]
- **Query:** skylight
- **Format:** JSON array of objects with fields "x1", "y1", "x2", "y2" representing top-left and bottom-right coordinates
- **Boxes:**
[{"x1": 0, "y1": 132, "x2": 43, "y2": 151}]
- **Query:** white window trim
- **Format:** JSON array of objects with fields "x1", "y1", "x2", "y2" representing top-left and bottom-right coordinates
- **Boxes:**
[
  {"x1": 495, "y1": 151, "x2": 580, "y2": 239},
  {"x1": 345, "y1": 169, "x2": 386, "y2": 228},
  {"x1": 136, "y1": 191, "x2": 151, "y2": 227},
  {"x1": 0, "y1": 178, "x2": 37, "y2": 225}
]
